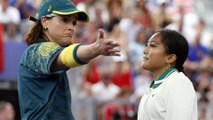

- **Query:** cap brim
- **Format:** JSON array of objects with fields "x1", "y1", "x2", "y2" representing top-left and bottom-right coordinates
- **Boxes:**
[{"x1": 53, "y1": 10, "x2": 89, "y2": 22}]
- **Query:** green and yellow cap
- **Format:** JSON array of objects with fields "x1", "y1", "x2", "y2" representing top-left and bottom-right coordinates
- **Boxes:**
[{"x1": 31, "y1": 0, "x2": 89, "y2": 22}]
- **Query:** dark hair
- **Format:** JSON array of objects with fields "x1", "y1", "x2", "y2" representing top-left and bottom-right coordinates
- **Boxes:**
[
  {"x1": 158, "y1": 29, "x2": 189, "y2": 72},
  {"x1": 24, "y1": 17, "x2": 53, "y2": 45}
]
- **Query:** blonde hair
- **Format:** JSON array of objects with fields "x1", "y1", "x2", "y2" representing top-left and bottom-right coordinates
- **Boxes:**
[{"x1": 24, "y1": 21, "x2": 43, "y2": 45}]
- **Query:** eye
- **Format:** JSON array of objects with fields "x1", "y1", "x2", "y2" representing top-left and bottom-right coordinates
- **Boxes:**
[
  {"x1": 148, "y1": 43, "x2": 156, "y2": 47},
  {"x1": 61, "y1": 16, "x2": 69, "y2": 23},
  {"x1": 150, "y1": 43, "x2": 156, "y2": 47},
  {"x1": 60, "y1": 16, "x2": 77, "y2": 26},
  {"x1": 72, "y1": 20, "x2": 77, "y2": 26}
]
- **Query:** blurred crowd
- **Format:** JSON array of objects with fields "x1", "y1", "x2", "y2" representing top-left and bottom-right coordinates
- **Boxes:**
[{"x1": 1, "y1": 0, "x2": 213, "y2": 120}]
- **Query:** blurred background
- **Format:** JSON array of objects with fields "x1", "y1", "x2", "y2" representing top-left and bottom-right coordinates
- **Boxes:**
[{"x1": 0, "y1": 0, "x2": 213, "y2": 120}]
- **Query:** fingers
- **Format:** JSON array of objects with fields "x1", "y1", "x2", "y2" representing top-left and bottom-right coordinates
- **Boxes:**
[
  {"x1": 104, "y1": 41, "x2": 120, "y2": 56},
  {"x1": 105, "y1": 40, "x2": 119, "y2": 47},
  {"x1": 106, "y1": 49, "x2": 120, "y2": 56},
  {"x1": 98, "y1": 29, "x2": 105, "y2": 39}
]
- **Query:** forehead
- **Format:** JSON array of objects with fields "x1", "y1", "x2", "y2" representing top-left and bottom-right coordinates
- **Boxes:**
[{"x1": 148, "y1": 32, "x2": 162, "y2": 43}]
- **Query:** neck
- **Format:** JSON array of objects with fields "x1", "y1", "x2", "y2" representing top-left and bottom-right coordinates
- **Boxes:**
[
  {"x1": 42, "y1": 34, "x2": 50, "y2": 42},
  {"x1": 152, "y1": 67, "x2": 169, "y2": 80},
  {"x1": 149, "y1": 67, "x2": 176, "y2": 88}
]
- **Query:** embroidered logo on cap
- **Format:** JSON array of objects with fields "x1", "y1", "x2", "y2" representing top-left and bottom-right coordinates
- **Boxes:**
[{"x1": 48, "y1": 5, "x2": 52, "y2": 12}]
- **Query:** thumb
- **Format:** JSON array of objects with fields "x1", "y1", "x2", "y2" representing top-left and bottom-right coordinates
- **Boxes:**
[{"x1": 98, "y1": 29, "x2": 105, "y2": 39}]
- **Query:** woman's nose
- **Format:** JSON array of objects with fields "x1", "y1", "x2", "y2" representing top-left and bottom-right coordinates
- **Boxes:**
[
  {"x1": 68, "y1": 21, "x2": 77, "y2": 30},
  {"x1": 143, "y1": 46, "x2": 148, "y2": 54}
]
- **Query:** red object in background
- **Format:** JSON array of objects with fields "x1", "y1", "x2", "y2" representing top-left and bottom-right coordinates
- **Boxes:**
[
  {"x1": 71, "y1": 0, "x2": 87, "y2": 5},
  {"x1": 112, "y1": 71, "x2": 133, "y2": 92},
  {"x1": 84, "y1": 65, "x2": 100, "y2": 84},
  {"x1": 0, "y1": 24, "x2": 4, "y2": 72},
  {"x1": 71, "y1": 0, "x2": 86, "y2": 5}
]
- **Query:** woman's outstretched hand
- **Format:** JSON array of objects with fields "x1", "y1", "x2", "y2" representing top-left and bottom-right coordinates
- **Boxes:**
[{"x1": 94, "y1": 29, "x2": 120, "y2": 56}]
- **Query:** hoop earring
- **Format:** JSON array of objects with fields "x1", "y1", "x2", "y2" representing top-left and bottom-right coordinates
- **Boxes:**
[
  {"x1": 167, "y1": 63, "x2": 171, "y2": 69},
  {"x1": 44, "y1": 27, "x2": 48, "y2": 31}
]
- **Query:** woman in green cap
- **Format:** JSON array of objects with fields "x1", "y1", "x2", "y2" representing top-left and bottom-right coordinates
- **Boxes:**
[{"x1": 18, "y1": 0, "x2": 120, "y2": 119}]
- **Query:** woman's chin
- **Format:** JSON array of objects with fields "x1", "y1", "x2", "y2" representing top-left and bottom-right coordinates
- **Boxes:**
[{"x1": 141, "y1": 62, "x2": 148, "y2": 69}]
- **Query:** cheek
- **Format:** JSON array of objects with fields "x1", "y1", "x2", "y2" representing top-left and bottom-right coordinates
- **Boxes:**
[
  {"x1": 52, "y1": 24, "x2": 64, "y2": 32},
  {"x1": 142, "y1": 52, "x2": 167, "y2": 69},
  {"x1": 48, "y1": 20, "x2": 64, "y2": 30},
  {"x1": 49, "y1": 24, "x2": 64, "y2": 36},
  {"x1": 151, "y1": 50, "x2": 167, "y2": 61}
]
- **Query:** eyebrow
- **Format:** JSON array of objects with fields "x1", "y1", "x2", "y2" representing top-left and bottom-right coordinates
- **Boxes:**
[{"x1": 149, "y1": 41, "x2": 158, "y2": 44}]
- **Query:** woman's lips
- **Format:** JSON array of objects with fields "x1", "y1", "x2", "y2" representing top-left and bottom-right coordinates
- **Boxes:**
[
  {"x1": 143, "y1": 57, "x2": 148, "y2": 61},
  {"x1": 64, "y1": 33, "x2": 73, "y2": 36}
]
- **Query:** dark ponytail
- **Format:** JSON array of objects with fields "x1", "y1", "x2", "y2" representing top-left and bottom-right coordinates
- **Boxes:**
[{"x1": 24, "y1": 21, "x2": 43, "y2": 45}]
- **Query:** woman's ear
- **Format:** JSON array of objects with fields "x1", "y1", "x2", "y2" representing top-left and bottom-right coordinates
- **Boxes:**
[
  {"x1": 41, "y1": 16, "x2": 48, "y2": 29},
  {"x1": 167, "y1": 54, "x2": 177, "y2": 64}
]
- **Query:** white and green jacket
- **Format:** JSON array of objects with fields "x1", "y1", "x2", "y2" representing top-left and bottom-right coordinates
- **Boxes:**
[{"x1": 137, "y1": 68, "x2": 198, "y2": 120}]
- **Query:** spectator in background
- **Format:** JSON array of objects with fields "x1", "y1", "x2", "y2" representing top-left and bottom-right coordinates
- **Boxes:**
[
  {"x1": 72, "y1": 0, "x2": 87, "y2": 5},
  {"x1": 152, "y1": 1, "x2": 173, "y2": 31},
  {"x1": 119, "y1": 8, "x2": 143, "y2": 43},
  {"x1": 111, "y1": 52, "x2": 133, "y2": 92},
  {"x1": 185, "y1": 19, "x2": 211, "y2": 82},
  {"x1": 136, "y1": 0, "x2": 154, "y2": 31},
  {"x1": 188, "y1": 20, "x2": 210, "y2": 62},
  {"x1": 165, "y1": 3, "x2": 198, "y2": 44},
  {"x1": 82, "y1": 21, "x2": 99, "y2": 44},
  {"x1": 76, "y1": 0, "x2": 108, "y2": 28},
  {"x1": 175, "y1": 4, "x2": 185, "y2": 33},
  {"x1": 102, "y1": 88, "x2": 137, "y2": 120},
  {"x1": 30, "y1": 0, "x2": 42, "y2": 10},
  {"x1": 91, "y1": 56, "x2": 120, "y2": 105},
  {"x1": 162, "y1": 4, "x2": 183, "y2": 33},
  {"x1": 133, "y1": 68, "x2": 152, "y2": 102},
  {"x1": 196, "y1": 67, "x2": 211, "y2": 120},
  {"x1": 9, "y1": 0, "x2": 36, "y2": 36},
  {"x1": 3, "y1": 22, "x2": 22, "y2": 42},
  {"x1": 93, "y1": 7, "x2": 104, "y2": 28},
  {"x1": 0, "y1": 0, "x2": 21, "y2": 24},
  {"x1": 128, "y1": 28, "x2": 148, "y2": 72},
  {"x1": 91, "y1": 57, "x2": 121, "y2": 119},
  {"x1": 104, "y1": 0, "x2": 123, "y2": 32},
  {"x1": 206, "y1": 80, "x2": 213, "y2": 120},
  {"x1": 83, "y1": 59, "x2": 100, "y2": 84},
  {"x1": 0, "y1": 101, "x2": 15, "y2": 120},
  {"x1": 67, "y1": 66, "x2": 96, "y2": 120},
  {"x1": 9, "y1": 0, "x2": 35, "y2": 20}
]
